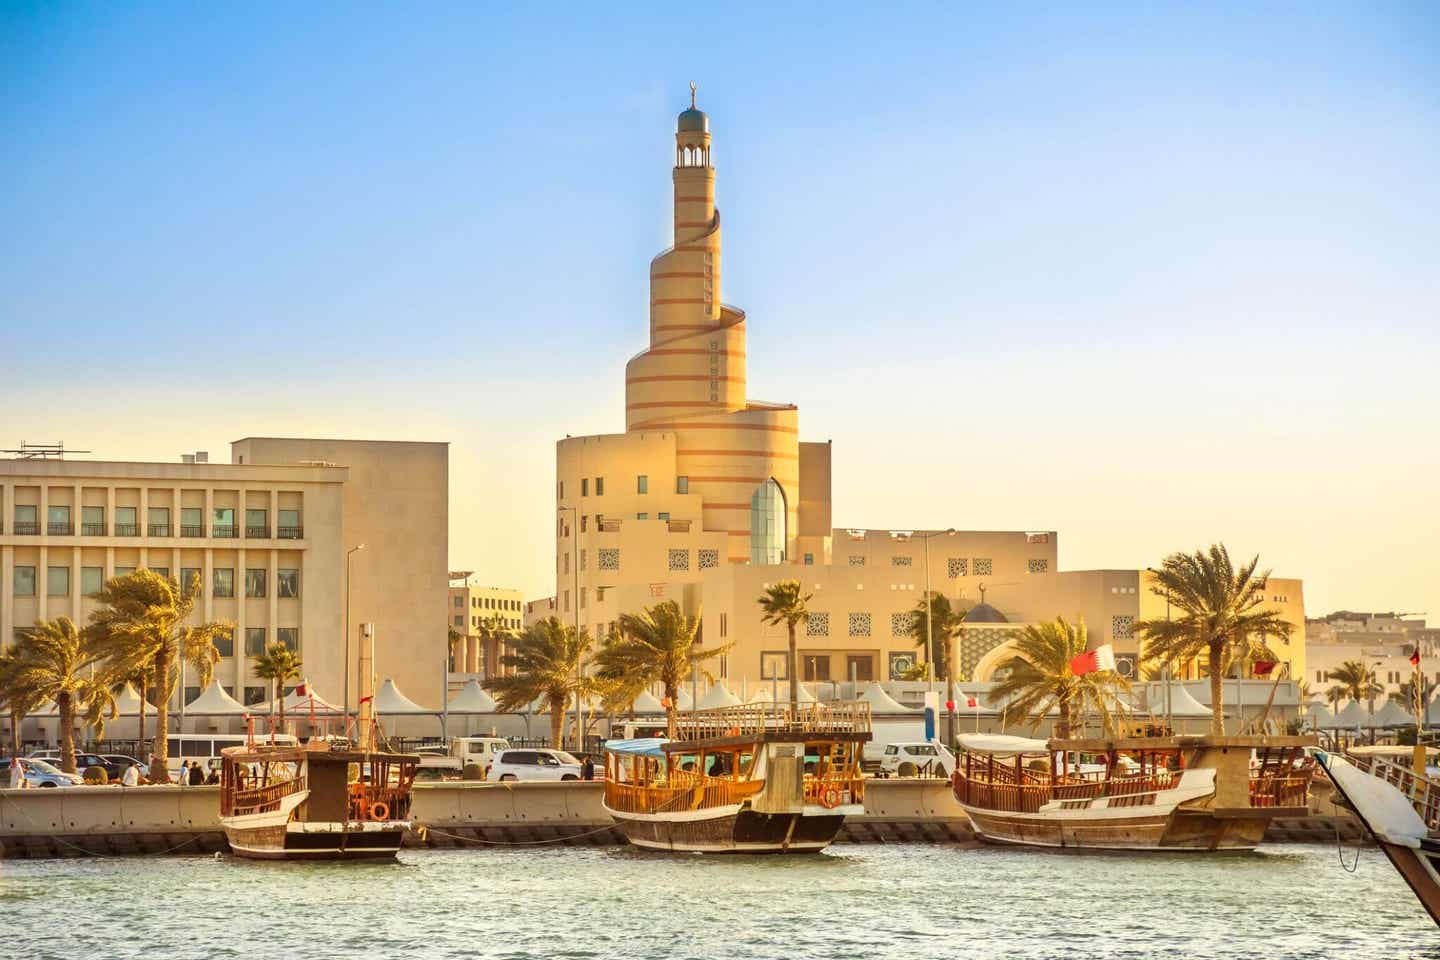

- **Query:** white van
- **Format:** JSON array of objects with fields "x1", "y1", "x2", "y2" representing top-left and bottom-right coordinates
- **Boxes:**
[
  {"x1": 164, "y1": 733, "x2": 299, "y2": 779},
  {"x1": 417, "y1": 737, "x2": 511, "y2": 778}
]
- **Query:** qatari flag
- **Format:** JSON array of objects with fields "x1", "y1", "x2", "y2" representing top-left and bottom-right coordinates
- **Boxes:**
[{"x1": 1068, "y1": 644, "x2": 1116, "y2": 677}]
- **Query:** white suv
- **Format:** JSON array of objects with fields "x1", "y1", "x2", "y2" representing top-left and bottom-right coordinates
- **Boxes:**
[
  {"x1": 487, "y1": 749, "x2": 583, "y2": 782},
  {"x1": 879, "y1": 741, "x2": 956, "y2": 778}
]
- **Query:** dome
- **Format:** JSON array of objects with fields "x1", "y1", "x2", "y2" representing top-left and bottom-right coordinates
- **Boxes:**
[
  {"x1": 963, "y1": 602, "x2": 1009, "y2": 625},
  {"x1": 677, "y1": 107, "x2": 708, "y2": 133}
]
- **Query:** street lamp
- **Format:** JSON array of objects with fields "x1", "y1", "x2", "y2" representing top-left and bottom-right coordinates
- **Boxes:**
[
  {"x1": 345, "y1": 544, "x2": 366, "y2": 738},
  {"x1": 558, "y1": 505, "x2": 581, "y2": 752},
  {"x1": 910, "y1": 528, "x2": 957, "y2": 744}
]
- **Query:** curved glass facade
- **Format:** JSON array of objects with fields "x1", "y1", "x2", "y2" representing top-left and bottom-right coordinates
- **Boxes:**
[{"x1": 749, "y1": 478, "x2": 787, "y2": 565}]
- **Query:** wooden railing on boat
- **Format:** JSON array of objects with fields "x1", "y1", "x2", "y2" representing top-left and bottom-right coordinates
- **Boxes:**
[
  {"x1": 348, "y1": 782, "x2": 413, "y2": 821},
  {"x1": 223, "y1": 775, "x2": 307, "y2": 817},
  {"x1": 1347, "y1": 752, "x2": 1440, "y2": 829},
  {"x1": 672, "y1": 701, "x2": 872, "y2": 741},
  {"x1": 604, "y1": 776, "x2": 764, "y2": 815},
  {"x1": 953, "y1": 768, "x2": 1181, "y2": 813},
  {"x1": 803, "y1": 773, "x2": 865, "y2": 806}
]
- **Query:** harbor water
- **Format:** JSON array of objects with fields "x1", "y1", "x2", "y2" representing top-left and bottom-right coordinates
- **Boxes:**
[{"x1": 3, "y1": 843, "x2": 1433, "y2": 959}]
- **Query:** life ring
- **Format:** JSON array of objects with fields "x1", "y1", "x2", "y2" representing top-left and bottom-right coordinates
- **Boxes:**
[
  {"x1": 820, "y1": 787, "x2": 842, "y2": 809},
  {"x1": 369, "y1": 800, "x2": 390, "y2": 821}
]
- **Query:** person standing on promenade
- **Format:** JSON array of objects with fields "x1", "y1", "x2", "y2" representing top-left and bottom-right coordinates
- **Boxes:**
[
  {"x1": 121, "y1": 763, "x2": 139, "y2": 787},
  {"x1": 188, "y1": 762, "x2": 206, "y2": 786},
  {"x1": 9, "y1": 756, "x2": 26, "y2": 789},
  {"x1": 581, "y1": 754, "x2": 595, "y2": 781}
]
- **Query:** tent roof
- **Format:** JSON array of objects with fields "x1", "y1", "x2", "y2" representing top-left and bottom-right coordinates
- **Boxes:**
[
  {"x1": 185, "y1": 681, "x2": 249, "y2": 716},
  {"x1": 675, "y1": 689, "x2": 693, "y2": 711},
  {"x1": 629, "y1": 690, "x2": 664, "y2": 713},
  {"x1": 257, "y1": 678, "x2": 341, "y2": 715},
  {"x1": 446, "y1": 679, "x2": 499, "y2": 714},
  {"x1": 1328, "y1": 701, "x2": 1369, "y2": 729},
  {"x1": 373, "y1": 678, "x2": 431, "y2": 715},
  {"x1": 697, "y1": 682, "x2": 742, "y2": 710},
  {"x1": 749, "y1": 683, "x2": 817, "y2": 705},
  {"x1": 1307, "y1": 704, "x2": 1334, "y2": 725},
  {"x1": 857, "y1": 682, "x2": 912, "y2": 713},
  {"x1": 1143, "y1": 682, "x2": 1213, "y2": 719},
  {"x1": 1372, "y1": 700, "x2": 1416, "y2": 728},
  {"x1": 110, "y1": 683, "x2": 146, "y2": 716},
  {"x1": 957, "y1": 733, "x2": 1051, "y2": 756},
  {"x1": 603, "y1": 737, "x2": 668, "y2": 758}
]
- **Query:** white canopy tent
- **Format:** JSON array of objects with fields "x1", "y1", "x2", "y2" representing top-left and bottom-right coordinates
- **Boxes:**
[
  {"x1": 697, "y1": 681, "x2": 743, "y2": 710},
  {"x1": 1327, "y1": 701, "x2": 1368, "y2": 730},
  {"x1": 446, "y1": 679, "x2": 499, "y2": 714},
  {"x1": 373, "y1": 678, "x2": 431, "y2": 715},
  {"x1": 629, "y1": 690, "x2": 664, "y2": 714},
  {"x1": 1372, "y1": 700, "x2": 1417, "y2": 728},
  {"x1": 857, "y1": 681, "x2": 912, "y2": 713},
  {"x1": 1142, "y1": 682, "x2": 1213, "y2": 719},
  {"x1": 184, "y1": 681, "x2": 250, "y2": 716},
  {"x1": 256, "y1": 678, "x2": 342, "y2": 715}
]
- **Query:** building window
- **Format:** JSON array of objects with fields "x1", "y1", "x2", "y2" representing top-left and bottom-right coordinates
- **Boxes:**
[
  {"x1": 581, "y1": 478, "x2": 589, "y2": 497},
  {"x1": 580, "y1": 549, "x2": 588, "y2": 571},
  {"x1": 82, "y1": 567, "x2": 103, "y2": 596},
  {"x1": 278, "y1": 569, "x2": 300, "y2": 598},
  {"x1": 888, "y1": 652, "x2": 917, "y2": 680},
  {"x1": 580, "y1": 587, "x2": 587, "y2": 609},
  {"x1": 13, "y1": 504, "x2": 38, "y2": 535},
  {"x1": 804, "y1": 553, "x2": 814, "y2": 565},
  {"x1": 636, "y1": 475, "x2": 648, "y2": 494},
  {"x1": 580, "y1": 515, "x2": 588, "y2": 533},
  {"x1": 1112, "y1": 615, "x2": 1135, "y2": 641},
  {"x1": 636, "y1": 512, "x2": 649, "y2": 520},
  {"x1": 278, "y1": 508, "x2": 302, "y2": 539},
  {"x1": 563, "y1": 552, "x2": 570, "y2": 575},
  {"x1": 246, "y1": 569, "x2": 267, "y2": 598},
  {"x1": 113, "y1": 506, "x2": 137, "y2": 536},
  {"x1": 892, "y1": 556, "x2": 912, "y2": 567},
  {"x1": 242, "y1": 686, "x2": 264, "y2": 706},
  {"x1": 180, "y1": 567, "x2": 202, "y2": 593},
  {"x1": 891, "y1": 612, "x2": 915, "y2": 637},
  {"x1": 246, "y1": 509, "x2": 268, "y2": 538},
  {"x1": 454, "y1": 615, "x2": 464, "y2": 627},
  {"x1": 245, "y1": 628, "x2": 266, "y2": 656},
  {"x1": 213, "y1": 568, "x2": 235, "y2": 598},
  {"x1": 150, "y1": 566, "x2": 169, "y2": 578},
  {"x1": 760, "y1": 651, "x2": 788, "y2": 680},
  {"x1": 454, "y1": 596, "x2": 464, "y2": 608},
  {"x1": 699, "y1": 548, "x2": 719, "y2": 570},
  {"x1": 676, "y1": 476, "x2": 690, "y2": 494},
  {"x1": 849, "y1": 612, "x2": 872, "y2": 637},
  {"x1": 947, "y1": 558, "x2": 967, "y2": 578},
  {"x1": 595, "y1": 477, "x2": 605, "y2": 496},
  {"x1": 114, "y1": 566, "x2": 136, "y2": 578},
  {"x1": 215, "y1": 629, "x2": 234, "y2": 658},
  {"x1": 558, "y1": 481, "x2": 564, "y2": 500},
  {"x1": 181, "y1": 507, "x2": 204, "y2": 537},
  {"x1": 82, "y1": 505, "x2": 106, "y2": 536},
  {"x1": 563, "y1": 590, "x2": 570, "y2": 612},
  {"x1": 749, "y1": 479, "x2": 787, "y2": 565},
  {"x1": 598, "y1": 548, "x2": 620, "y2": 571},
  {"x1": 277, "y1": 628, "x2": 298, "y2": 652},
  {"x1": 848, "y1": 555, "x2": 865, "y2": 566},
  {"x1": 148, "y1": 506, "x2": 170, "y2": 536},
  {"x1": 668, "y1": 549, "x2": 690, "y2": 572},
  {"x1": 47, "y1": 567, "x2": 70, "y2": 597},
  {"x1": 1027, "y1": 559, "x2": 1049, "y2": 574},
  {"x1": 48, "y1": 504, "x2": 72, "y2": 535},
  {"x1": 212, "y1": 507, "x2": 236, "y2": 538},
  {"x1": 973, "y1": 558, "x2": 993, "y2": 576},
  {"x1": 806, "y1": 612, "x2": 830, "y2": 637},
  {"x1": 802, "y1": 654, "x2": 831, "y2": 682},
  {"x1": 658, "y1": 512, "x2": 670, "y2": 521}
]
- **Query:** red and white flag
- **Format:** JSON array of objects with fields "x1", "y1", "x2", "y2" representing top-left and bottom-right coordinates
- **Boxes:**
[
  {"x1": 1252, "y1": 661, "x2": 1277, "y2": 677},
  {"x1": 294, "y1": 682, "x2": 308, "y2": 697},
  {"x1": 1069, "y1": 644, "x2": 1117, "y2": 677}
]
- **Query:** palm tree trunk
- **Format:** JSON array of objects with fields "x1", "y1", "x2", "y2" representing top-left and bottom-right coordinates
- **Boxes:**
[
  {"x1": 58, "y1": 691, "x2": 76, "y2": 774},
  {"x1": 665, "y1": 681, "x2": 678, "y2": 739},
  {"x1": 150, "y1": 649, "x2": 172, "y2": 782},
  {"x1": 277, "y1": 680, "x2": 287, "y2": 735},
  {"x1": 1057, "y1": 700, "x2": 1071, "y2": 740},
  {"x1": 549, "y1": 701, "x2": 564, "y2": 749},
  {"x1": 1208, "y1": 639, "x2": 1225, "y2": 735},
  {"x1": 787, "y1": 622, "x2": 799, "y2": 716},
  {"x1": 8, "y1": 707, "x2": 21, "y2": 758},
  {"x1": 137, "y1": 675, "x2": 148, "y2": 751}
]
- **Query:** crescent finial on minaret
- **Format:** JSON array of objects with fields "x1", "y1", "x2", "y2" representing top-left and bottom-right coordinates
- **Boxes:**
[{"x1": 689, "y1": 81, "x2": 697, "y2": 109}]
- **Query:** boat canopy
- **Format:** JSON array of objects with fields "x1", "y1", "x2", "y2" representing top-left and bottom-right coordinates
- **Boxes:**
[
  {"x1": 956, "y1": 733, "x2": 1051, "y2": 756},
  {"x1": 1349, "y1": 744, "x2": 1440, "y2": 757},
  {"x1": 603, "y1": 737, "x2": 669, "y2": 758}
]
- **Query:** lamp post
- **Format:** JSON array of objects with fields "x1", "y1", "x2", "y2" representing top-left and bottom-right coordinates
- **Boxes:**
[
  {"x1": 912, "y1": 529, "x2": 957, "y2": 745},
  {"x1": 344, "y1": 543, "x2": 366, "y2": 739},
  {"x1": 558, "y1": 505, "x2": 581, "y2": 752}
]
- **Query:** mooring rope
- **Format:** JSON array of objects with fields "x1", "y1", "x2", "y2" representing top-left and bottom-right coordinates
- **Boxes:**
[
  {"x1": 1334, "y1": 816, "x2": 1361, "y2": 873},
  {"x1": 418, "y1": 823, "x2": 619, "y2": 847}
]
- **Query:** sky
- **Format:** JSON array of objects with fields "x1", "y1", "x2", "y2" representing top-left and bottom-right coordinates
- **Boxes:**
[{"x1": 2, "y1": 3, "x2": 1437, "y2": 619}]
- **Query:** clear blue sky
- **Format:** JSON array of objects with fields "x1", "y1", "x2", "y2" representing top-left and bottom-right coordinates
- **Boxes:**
[{"x1": 3, "y1": 3, "x2": 1437, "y2": 618}]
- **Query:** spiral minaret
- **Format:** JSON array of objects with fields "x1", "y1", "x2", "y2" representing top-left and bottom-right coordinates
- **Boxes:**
[{"x1": 623, "y1": 94, "x2": 800, "y2": 559}]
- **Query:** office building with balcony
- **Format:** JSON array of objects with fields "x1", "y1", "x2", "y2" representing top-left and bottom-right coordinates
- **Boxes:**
[{"x1": 448, "y1": 574, "x2": 524, "y2": 678}]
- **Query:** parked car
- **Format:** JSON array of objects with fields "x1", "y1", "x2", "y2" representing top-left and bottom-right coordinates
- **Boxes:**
[
  {"x1": 101, "y1": 755, "x2": 150, "y2": 778},
  {"x1": 878, "y1": 741, "x2": 956, "y2": 778},
  {"x1": 27, "y1": 751, "x2": 119, "y2": 780},
  {"x1": 486, "y1": 749, "x2": 583, "y2": 782},
  {"x1": 7, "y1": 757, "x2": 84, "y2": 788},
  {"x1": 418, "y1": 737, "x2": 511, "y2": 778}
]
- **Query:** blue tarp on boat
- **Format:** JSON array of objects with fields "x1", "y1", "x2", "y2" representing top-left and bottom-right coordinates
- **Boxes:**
[{"x1": 602, "y1": 737, "x2": 670, "y2": 758}]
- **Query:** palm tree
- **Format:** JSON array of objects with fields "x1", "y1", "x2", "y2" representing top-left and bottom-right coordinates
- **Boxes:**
[
  {"x1": 1392, "y1": 675, "x2": 1437, "y2": 715},
  {"x1": 989, "y1": 617, "x2": 1131, "y2": 739},
  {"x1": 909, "y1": 592, "x2": 964, "y2": 683},
  {"x1": 593, "y1": 600, "x2": 730, "y2": 737},
  {"x1": 1324, "y1": 684, "x2": 1347, "y2": 709},
  {"x1": 1326, "y1": 659, "x2": 1382, "y2": 707},
  {"x1": 758, "y1": 581, "x2": 811, "y2": 714},
  {"x1": 0, "y1": 643, "x2": 47, "y2": 760},
  {"x1": 86, "y1": 570, "x2": 228, "y2": 782},
  {"x1": 109, "y1": 660, "x2": 156, "y2": 751},
  {"x1": 477, "y1": 614, "x2": 515, "y2": 678},
  {"x1": 1135, "y1": 544, "x2": 1294, "y2": 734},
  {"x1": 7, "y1": 617, "x2": 118, "y2": 773},
  {"x1": 483, "y1": 617, "x2": 592, "y2": 749},
  {"x1": 252, "y1": 642, "x2": 304, "y2": 731}
]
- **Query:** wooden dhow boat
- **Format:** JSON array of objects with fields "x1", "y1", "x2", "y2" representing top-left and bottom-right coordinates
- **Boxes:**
[
  {"x1": 602, "y1": 702, "x2": 871, "y2": 854},
  {"x1": 218, "y1": 740, "x2": 418, "y2": 860},
  {"x1": 951, "y1": 733, "x2": 1314, "y2": 851},
  {"x1": 1314, "y1": 746, "x2": 1440, "y2": 926}
]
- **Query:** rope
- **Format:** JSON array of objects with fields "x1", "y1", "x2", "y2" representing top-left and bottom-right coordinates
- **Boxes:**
[
  {"x1": 419, "y1": 823, "x2": 619, "y2": 847},
  {"x1": 1334, "y1": 815, "x2": 1361, "y2": 873},
  {"x1": 0, "y1": 790, "x2": 208, "y2": 859}
]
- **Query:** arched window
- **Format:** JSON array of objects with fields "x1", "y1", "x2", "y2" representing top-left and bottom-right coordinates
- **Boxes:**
[{"x1": 749, "y1": 479, "x2": 787, "y2": 565}]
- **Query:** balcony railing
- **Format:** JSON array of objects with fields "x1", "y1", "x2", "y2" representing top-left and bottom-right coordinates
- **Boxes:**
[
  {"x1": 13, "y1": 521, "x2": 39, "y2": 535},
  {"x1": 148, "y1": 524, "x2": 171, "y2": 537},
  {"x1": 278, "y1": 525, "x2": 303, "y2": 539},
  {"x1": 82, "y1": 522, "x2": 107, "y2": 536},
  {"x1": 246, "y1": 526, "x2": 271, "y2": 539},
  {"x1": 114, "y1": 523, "x2": 138, "y2": 537},
  {"x1": 213, "y1": 525, "x2": 238, "y2": 539},
  {"x1": 180, "y1": 524, "x2": 205, "y2": 537},
  {"x1": 48, "y1": 522, "x2": 73, "y2": 535}
]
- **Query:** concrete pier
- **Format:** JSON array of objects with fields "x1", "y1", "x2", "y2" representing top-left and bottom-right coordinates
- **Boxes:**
[{"x1": 0, "y1": 779, "x2": 1366, "y2": 858}]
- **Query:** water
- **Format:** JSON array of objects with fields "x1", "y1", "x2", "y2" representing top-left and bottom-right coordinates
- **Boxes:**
[{"x1": 3, "y1": 843, "x2": 1434, "y2": 959}]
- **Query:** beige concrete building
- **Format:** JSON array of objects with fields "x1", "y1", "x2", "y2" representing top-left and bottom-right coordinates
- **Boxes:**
[
  {"x1": 528, "y1": 96, "x2": 1311, "y2": 693},
  {"x1": 448, "y1": 574, "x2": 523, "y2": 678},
  {"x1": 1, "y1": 437, "x2": 448, "y2": 720},
  {"x1": 1305, "y1": 611, "x2": 1440, "y2": 703}
]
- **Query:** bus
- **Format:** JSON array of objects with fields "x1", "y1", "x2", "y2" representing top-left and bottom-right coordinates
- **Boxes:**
[{"x1": 163, "y1": 733, "x2": 299, "y2": 779}]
